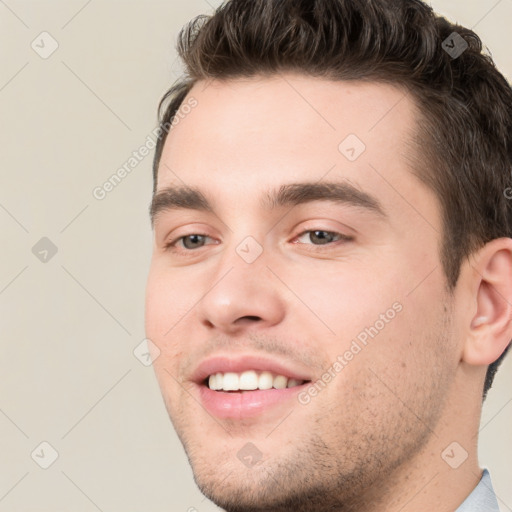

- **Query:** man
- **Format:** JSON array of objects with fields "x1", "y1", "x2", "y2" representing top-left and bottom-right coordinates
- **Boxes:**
[{"x1": 145, "y1": 0, "x2": 512, "y2": 510}]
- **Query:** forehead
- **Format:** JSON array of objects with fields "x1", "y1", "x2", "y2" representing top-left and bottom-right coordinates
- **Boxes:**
[{"x1": 156, "y1": 74, "x2": 431, "y2": 224}]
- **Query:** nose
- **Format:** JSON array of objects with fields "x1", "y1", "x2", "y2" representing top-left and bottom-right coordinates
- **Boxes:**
[{"x1": 197, "y1": 250, "x2": 287, "y2": 335}]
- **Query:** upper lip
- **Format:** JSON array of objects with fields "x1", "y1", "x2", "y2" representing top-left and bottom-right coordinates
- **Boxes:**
[{"x1": 191, "y1": 354, "x2": 313, "y2": 385}]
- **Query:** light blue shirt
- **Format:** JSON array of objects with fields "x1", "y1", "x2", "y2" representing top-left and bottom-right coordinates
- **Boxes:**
[{"x1": 455, "y1": 469, "x2": 500, "y2": 511}]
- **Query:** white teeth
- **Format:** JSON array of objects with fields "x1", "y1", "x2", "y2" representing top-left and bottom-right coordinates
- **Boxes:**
[
  {"x1": 258, "y1": 371, "x2": 274, "y2": 390},
  {"x1": 273, "y1": 375, "x2": 288, "y2": 389},
  {"x1": 239, "y1": 370, "x2": 259, "y2": 390},
  {"x1": 223, "y1": 372, "x2": 239, "y2": 391},
  {"x1": 207, "y1": 371, "x2": 305, "y2": 391},
  {"x1": 208, "y1": 374, "x2": 218, "y2": 390},
  {"x1": 287, "y1": 378, "x2": 300, "y2": 388}
]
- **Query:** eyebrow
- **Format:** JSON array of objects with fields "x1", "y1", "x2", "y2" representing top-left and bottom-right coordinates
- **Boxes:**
[{"x1": 150, "y1": 181, "x2": 387, "y2": 226}]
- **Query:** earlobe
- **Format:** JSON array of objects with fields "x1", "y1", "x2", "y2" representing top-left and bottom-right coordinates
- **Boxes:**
[{"x1": 463, "y1": 238, "x2": 512, "y2": 367}]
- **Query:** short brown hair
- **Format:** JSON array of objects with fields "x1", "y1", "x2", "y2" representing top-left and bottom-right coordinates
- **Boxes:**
[{"x1": 152, "y1": 0, "x2": 512, "y2": 398}]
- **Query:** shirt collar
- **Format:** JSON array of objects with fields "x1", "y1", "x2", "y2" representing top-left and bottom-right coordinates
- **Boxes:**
[{"x1": 455, "y1": 469, "x2": 500, "y2": 512}]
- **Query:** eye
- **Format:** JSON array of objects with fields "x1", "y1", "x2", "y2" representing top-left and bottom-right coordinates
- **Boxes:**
[
  {"x1": 165, "y1": 234, "x2": 216, "y2": 252},
  {"x1": 293, "y1": 230, "x2": 353, "y2": 247}
]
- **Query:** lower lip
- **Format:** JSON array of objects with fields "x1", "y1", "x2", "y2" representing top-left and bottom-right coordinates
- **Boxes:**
[{"x1": 197, "y1": 383, "x2": 309, "y2": 419}]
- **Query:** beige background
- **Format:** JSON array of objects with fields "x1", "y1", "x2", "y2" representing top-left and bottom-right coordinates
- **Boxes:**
[{"x1": 1, "y1": 1, "x2": 511, "y2": 511}]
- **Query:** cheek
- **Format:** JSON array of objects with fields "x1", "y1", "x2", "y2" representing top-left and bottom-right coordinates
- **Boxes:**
[
  {"x1": 283, "y1": 260, "x2": 404, "y2": 340},
  {"x1": 321, "y1": 298, "x2": 451, "y2": 432},
  {"x1": 145, "y1": 264, "x2": 194, "y2": 338},
  {"x1": 145, "y1": 265, "x2": 198, "y2": 378},
  {"x1": 284, "y1": 249, "x2": 449, "y2": 377},
  {"x1": 144, "y1": 269, "x2": 170, "y2": 339}
]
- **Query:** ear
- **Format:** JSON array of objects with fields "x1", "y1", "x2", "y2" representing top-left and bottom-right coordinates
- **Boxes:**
[{"x1": 463, "y1": 238, "x2": 512, "y2": 366}]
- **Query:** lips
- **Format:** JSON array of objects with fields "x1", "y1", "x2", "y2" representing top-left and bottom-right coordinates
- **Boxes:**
[
  {"x1": 190, "y1": 354, "x2": 313, "y2": 419},
  {"x1": 191, "y1": 354, "x2": 312, "y2": 386}
]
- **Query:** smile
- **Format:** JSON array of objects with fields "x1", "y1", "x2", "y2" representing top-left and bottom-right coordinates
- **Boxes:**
[{"x1": 192, "y1": 354, "x2": 313, "y2": 419}]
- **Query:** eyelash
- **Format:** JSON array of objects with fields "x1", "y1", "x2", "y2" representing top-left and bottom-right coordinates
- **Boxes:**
[{"x1": 164, "y1": 230, "x2": 353, "y2": 254}]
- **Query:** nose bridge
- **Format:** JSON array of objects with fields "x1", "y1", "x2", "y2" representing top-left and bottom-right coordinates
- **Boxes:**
[{"x1": 212, "y1": 212, "x2": 271, "y2": 284}]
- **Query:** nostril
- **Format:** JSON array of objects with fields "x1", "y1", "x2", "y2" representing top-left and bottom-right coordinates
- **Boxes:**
[{"x1": 239, "y1": 316, "x2": 261, "y2": 322}]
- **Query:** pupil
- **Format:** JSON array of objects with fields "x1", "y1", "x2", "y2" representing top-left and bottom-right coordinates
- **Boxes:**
[
  {"x1": 312, "y1": 231, "x2": 332, "y2": 245},
  {"x1": 184, "y1": 235, "x2": 204, "y2": 249}
]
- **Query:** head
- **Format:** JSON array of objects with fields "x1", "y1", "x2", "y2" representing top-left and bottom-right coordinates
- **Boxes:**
[{"x1": 145, "y1": 1, "x2": 512, "y2": 510}]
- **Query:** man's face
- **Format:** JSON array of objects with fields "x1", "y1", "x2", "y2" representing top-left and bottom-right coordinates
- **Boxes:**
[{"x1": 145, "y1": 75, "x2": 461, "y2": 511}]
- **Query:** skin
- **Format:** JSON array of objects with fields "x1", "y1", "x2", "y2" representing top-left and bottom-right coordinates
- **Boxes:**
[{"x1": 145, "y1": 74, "x2": 512, "y2": 512}]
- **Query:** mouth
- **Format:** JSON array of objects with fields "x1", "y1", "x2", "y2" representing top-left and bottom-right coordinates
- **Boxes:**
[{"x1": 192, "y1": 355, "x2": 313, "y2": 419}]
